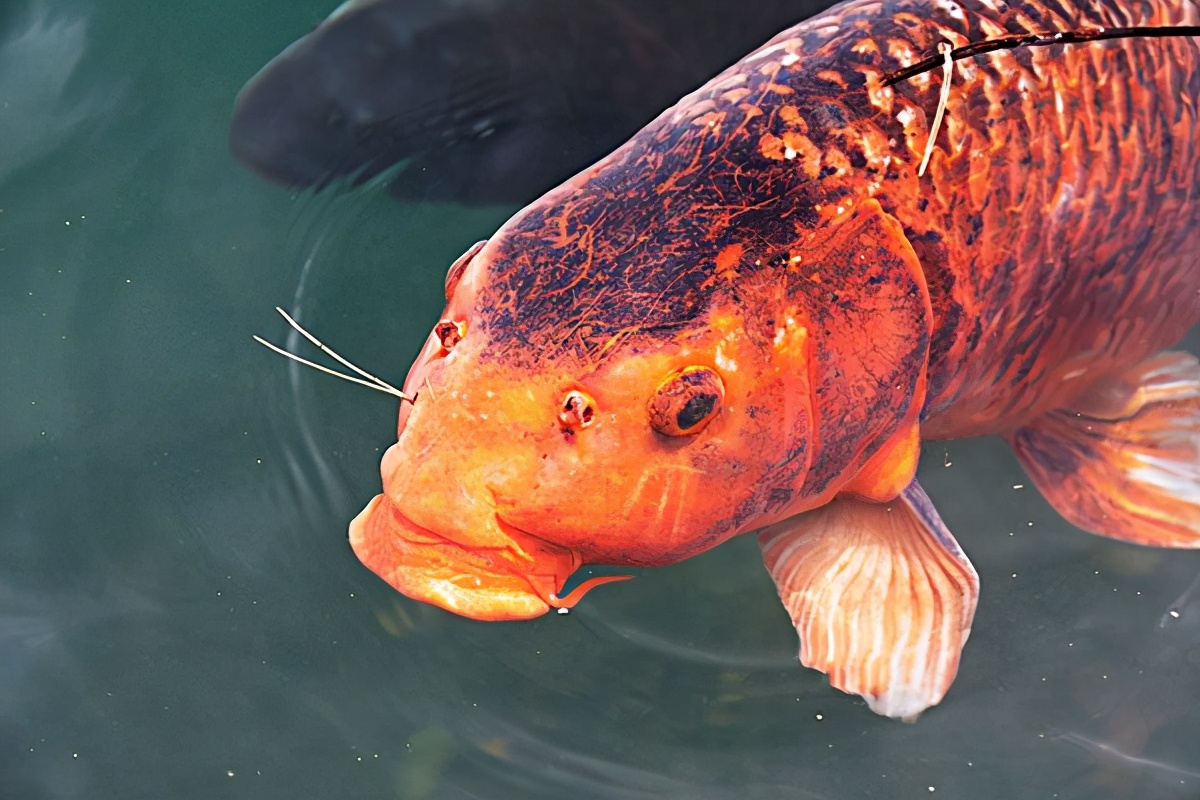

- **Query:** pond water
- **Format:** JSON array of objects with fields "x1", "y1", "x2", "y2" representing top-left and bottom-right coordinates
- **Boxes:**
[{"x1": 2, "y1": 1, "x2": 1198, "y2": 798}]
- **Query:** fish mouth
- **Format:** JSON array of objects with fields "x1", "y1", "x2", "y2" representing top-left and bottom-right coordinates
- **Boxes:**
[{"x1": 349, "y1": 495, "x2": 571, "y2": 621}]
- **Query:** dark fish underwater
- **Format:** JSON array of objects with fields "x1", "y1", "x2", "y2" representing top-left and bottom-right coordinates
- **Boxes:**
[
  {"x1": 228, "y1": 0, "x2": 830, "y2": 204},
  {"x1": 260, "y1": 0, "x2": 1200, "y2": 719}
]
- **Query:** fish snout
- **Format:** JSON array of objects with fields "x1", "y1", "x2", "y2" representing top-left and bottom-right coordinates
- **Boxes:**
[
  {"x1": 349, "y1": 490, "x2": 580, "y2": 621},
  {"x1": 359, "y1": 404, "x2": 579, "y2": 621}
]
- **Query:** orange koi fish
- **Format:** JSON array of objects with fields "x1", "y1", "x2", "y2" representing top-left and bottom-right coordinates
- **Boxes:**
[{"x1": 311, "y1": 0, "x2": 1199, "y2": 719}]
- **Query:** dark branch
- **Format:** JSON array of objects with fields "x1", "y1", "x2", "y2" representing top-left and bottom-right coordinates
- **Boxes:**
[{"x1": 882, "y1": 25, "x2": 1200, "y2": 86}]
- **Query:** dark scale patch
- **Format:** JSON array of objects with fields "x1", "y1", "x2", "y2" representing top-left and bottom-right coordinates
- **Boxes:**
[
  {"x1": 1012, "y1": 342, "x2": 1043, "y2": 386},
  {"x1": 468, "y1": 0, "x2": 989, "y2": 371},
  {"x1": 1011, "y1": 422, "x2": 1084, "y2": 476},
  {"x1": 475, "y1": 98, "x2": 865, "y2": 367},
  {"x1": 909, "y1": 225, "x2": 960, "y2": 404},
  {"x1": 732, "y1": 493, "x2": 764, "y2": 531},
  {"x1": 808, "y1": 102, "x2": 848, "y2": 130},
  {"x1": 766, "y1": 487, "x2": 795, "y2": 513},
  {"x1": 1040, "y1": 0, "x2": 1077, "y2": 26}
]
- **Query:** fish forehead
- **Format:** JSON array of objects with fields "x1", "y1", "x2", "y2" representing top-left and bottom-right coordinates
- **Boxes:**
[
  {"x1": 478, "y1": 193, "x2": 721, "y2": 368},
  {"x1": 475, "y1": 136, "x2": 822, "y2": 368},
  {"x1": 471, "y1": 37, "x2": 883, "y2": 368}
]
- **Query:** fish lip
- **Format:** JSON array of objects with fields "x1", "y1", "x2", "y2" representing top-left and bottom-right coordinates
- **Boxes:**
[{"x1": 349, "y1": 495, "x2": 563, "y2": 621}]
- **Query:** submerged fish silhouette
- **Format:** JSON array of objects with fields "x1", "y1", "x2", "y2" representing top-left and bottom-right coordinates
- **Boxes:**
[
  {"x1": 228, "y1": 0, "x2": 827, "y2": 204},
  {"x1": 256, "y1": 0, "x2": 1199, "y2": 720}
]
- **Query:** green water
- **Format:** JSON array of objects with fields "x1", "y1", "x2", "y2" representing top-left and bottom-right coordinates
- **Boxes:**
[{"x1": 2, "y1": 1, "x2": 1198, "y2": 798}]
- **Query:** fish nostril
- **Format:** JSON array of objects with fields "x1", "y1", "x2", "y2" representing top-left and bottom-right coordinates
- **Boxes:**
[
  {"x1": 434, "y1": 319, "x2": 467, "y2": 351},
  {"x1": 560, "y1": 390, "x2": 596, "y2": 429}
]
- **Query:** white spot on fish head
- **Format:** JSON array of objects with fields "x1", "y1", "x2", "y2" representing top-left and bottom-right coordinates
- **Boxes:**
[{"x1": 714, "y1": 345, "x2": 739, "y2": 373}]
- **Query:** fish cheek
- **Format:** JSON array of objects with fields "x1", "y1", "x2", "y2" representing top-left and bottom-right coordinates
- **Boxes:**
[{"x1": 513, "y1": 417, "x2": 654, "y2": 551}]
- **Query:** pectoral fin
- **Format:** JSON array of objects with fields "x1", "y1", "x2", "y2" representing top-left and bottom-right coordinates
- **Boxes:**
[
  {"x1": 758, "y1": 480, "x2": 979, "y2": 720},
  {"x1": 1009, "y1": 350, "x2": 1200, "y2": 548}
]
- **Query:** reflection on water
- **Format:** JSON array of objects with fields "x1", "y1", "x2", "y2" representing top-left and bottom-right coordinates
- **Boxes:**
[{"x1": 1, "y1": 0, "x2": 1198, "y2": 798}]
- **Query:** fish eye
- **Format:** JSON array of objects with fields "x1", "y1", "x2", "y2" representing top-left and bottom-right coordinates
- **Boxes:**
[
  {"x1": 648, "y1": 366, "x2": 724, "y2": 436},
  {"x1": 434, "y1": 319, "x2": 467, "y2": 351},
  {"x1": 445, "y1": 239, "x2": 487, "y2": 300},
  {"x1": 559, "y1": 390, "x2": 596, "y2": 429}
]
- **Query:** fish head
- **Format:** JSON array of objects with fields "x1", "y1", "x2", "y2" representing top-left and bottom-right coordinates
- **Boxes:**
[
  {"x1": 347, "y1": 84, "x2": 938, "y2": 620},
  {"x1": 350, "y1": 217, "x2": 820, "y2": 621}
]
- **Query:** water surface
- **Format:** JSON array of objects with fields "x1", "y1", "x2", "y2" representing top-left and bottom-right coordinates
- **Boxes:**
[{"x1": 2, "y1": 1, "x2": 1198, "y2": 798}]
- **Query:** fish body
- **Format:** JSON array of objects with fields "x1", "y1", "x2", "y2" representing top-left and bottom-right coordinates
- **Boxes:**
[
  {"x1": 348, "y1": 0, "x2": 1200, "y2": 718},
  {"x1": 228, "y1": 0, "x2": 827, "y2": 204}
]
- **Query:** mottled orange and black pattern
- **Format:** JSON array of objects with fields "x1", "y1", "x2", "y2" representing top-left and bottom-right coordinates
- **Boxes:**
[
  {"x1": 348, "y1": 0, "x2": 1199, "y2": 626},
  {"x1": 476, "y1": 0, "x2": 1199, "y2": 442}
]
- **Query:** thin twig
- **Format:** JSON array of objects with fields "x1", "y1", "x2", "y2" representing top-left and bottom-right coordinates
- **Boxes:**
[
  {"x1": 882, "y1": 25, "x2": 1200, "y2": 87},
  {"x1": 919, "y1": 42, "x2": 954, "y2": 178}
]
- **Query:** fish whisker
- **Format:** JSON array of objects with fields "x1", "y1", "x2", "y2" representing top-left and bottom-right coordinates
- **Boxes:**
[
  {"x1": 254, "y1": 307, "x2": 412, "y2": 401},
  {"x1": 253, "y1": 336, "x2": 411, "y2": 399}
]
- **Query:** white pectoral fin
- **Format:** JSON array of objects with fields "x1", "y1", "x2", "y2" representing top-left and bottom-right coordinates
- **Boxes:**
[{"x1": 758, "y1": 480, "x2": 979, "y2": 720}]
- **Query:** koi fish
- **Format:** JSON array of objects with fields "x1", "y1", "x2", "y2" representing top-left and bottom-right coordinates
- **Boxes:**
[
  {"x1": 228, "y1": 0, "x2": 828, "y2": 204},
  {"x1": 288, "y1": 0, "x2": 1200, "y2": 719}
]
